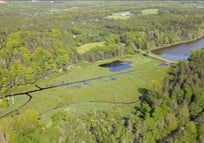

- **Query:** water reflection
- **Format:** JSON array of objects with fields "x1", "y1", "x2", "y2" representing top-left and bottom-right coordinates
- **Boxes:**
[
  {"x1": 99, "y1": 60, "x2": 132, "y2": 72},
  {"x1": 154, "y1": 38, "x2": 204, "y2": 60}
]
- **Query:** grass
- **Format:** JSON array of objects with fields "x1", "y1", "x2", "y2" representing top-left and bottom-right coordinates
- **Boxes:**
[
  {"x1": 106, "y1": 11, "x2": 132, "y2": 20},
  {"x1": 0, "y1": 54, "x2": 168, "y2": 123},
  {"x1": 0, "y1": 94, "x2": 29, "y2": 117},
  {"x1": 141, "y1": 9, "x2": 159, "y2": 15},
  {"x1": 77, "y1": 42, "x2": 105, "y2": 54},
  {"x1": 4, "y1": 84, "x2": 38, "y2": 95}
]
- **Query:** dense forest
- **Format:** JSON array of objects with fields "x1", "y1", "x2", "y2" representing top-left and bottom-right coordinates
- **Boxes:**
[
  {"x1": 0, "y1": 48, "x2": 203, "y2": 143},
  {"x1": 0, "y1": 1, "x2": 204, "y2": 143},
  {"x1": 0, "y1": 1, "x2": 204, "y2": 94}
]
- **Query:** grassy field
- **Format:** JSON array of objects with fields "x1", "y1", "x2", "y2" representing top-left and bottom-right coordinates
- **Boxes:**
[
  {"x1": 77, "y1": 42, "x2": 105, "y2": 54},
  {"x1": 141, "y1": 9, "x2": 159, "y2": 15},
  {"x1": 106, "y1": 11, "x2": 132, "y2": 20},
  {"x1": 0, "y1": 95, "x2": 29, "y2": 117},
  {"x1": 0, "y1": 54, "x2": 168, "y2": 123}
]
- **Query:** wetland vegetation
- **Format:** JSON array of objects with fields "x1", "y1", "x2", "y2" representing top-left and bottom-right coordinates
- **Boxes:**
[{"x1": 0, "y1": 1, "x2": 204, "y2": 143}]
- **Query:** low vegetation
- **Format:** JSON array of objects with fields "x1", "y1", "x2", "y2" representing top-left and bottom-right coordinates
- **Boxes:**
[
  {"x1": 77, "y1": 42, "x2": 105, "y2": 55},
  {"x1": 1, "y1": 54, "x2": 166, "y2": 122},
  {"x1": 141, "y1": 8, "x2": 159, "y2": 15},
  {"x1": 105, "y1": 11, "x2": 132, "y2": 20}
]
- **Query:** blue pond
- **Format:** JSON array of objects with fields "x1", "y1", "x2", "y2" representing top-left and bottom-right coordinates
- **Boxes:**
[
  {"x1": 159, "y1": 63, "x2": 168, "y2": 67},
  {"x1": 99, "y1": 60, "x2": 132, "y2": 72}
]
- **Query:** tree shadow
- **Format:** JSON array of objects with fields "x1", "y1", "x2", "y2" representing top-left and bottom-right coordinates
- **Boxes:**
[{"x1": 138, "y1": 88, "x2": 149, "y2": 101}]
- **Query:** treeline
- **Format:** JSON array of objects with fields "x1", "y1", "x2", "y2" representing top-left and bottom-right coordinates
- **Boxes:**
[
  {"x1": 107, "y1": 9, "x2": 204, "y2": 49},
  {"x1": 0, "y1": 30, "x2": 76, "y2": 93},
  {"x1": 0, "y1": 48, "x2": 203, "y2": 143},
  {"x1": 163, "y1": 48, "x2": 204, "y2": 119},
  {"x1": 81, "y1": 36, "x2": 126, "y2": 61},
  {"x1": 131, "y1": 48, "x2": 204, "y2": 142}
]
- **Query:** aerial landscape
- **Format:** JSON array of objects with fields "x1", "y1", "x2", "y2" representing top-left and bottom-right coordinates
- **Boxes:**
[{"x1": 0, "y1": 1, "x2": 204, "y2": 143}]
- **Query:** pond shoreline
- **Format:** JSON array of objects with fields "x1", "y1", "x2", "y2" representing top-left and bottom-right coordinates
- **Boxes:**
[{"x1": 151, "y1": 35, "x2": 204, "y2": 52}]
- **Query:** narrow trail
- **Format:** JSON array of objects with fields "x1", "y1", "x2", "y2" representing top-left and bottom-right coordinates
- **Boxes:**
[
  {"x1": 148, "y1": 52, "x2": 178, "y2": 64},
  {"x1": 136, "y1": 50, "x2": 178, "y2": 64},
  {"x1": 39, "y1": 100, "x2": 139, "y2": 117},
  {"x1": 89, "y1": 100, "x2": 138, "y2": 105},
  {"x1": 5, "y1": 69, "x2": 139, "y2": 97},
  {"x1": 1, "y1": 69, "x2": 145, "y2": 118}
]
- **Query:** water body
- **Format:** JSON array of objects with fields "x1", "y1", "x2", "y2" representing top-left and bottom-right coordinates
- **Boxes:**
[
  {"x1": 153, "y1": 37, "x2": 204, "y2": 60},
  {"x1": 159, "y1": 63, "x2": 168, "y2": 67},
  {"x1": 99, "y1": 60, "x2": 132, "y2": 72}
]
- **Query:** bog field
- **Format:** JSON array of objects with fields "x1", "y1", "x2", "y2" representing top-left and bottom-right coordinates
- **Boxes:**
[{"x1": 0, "y1": 54, "x2": 167, "y2": 123}]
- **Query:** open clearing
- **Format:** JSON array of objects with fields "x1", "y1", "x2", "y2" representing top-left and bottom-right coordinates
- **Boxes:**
[
  {"x1": 141, "y1": 8, "x2": 159, "y2": 15},
  {"x1": 106, "y1": 11, "x2": 132, "y2": 20},
  {"x1": 77, "y1": 42, "x2": 105, "y2": 54},
  {"x1": 0, "y1": 54, "x2": 168, "y2": 123},
  {"x1": 0, "y1": 95, "x2": 29, "y2": 117}
]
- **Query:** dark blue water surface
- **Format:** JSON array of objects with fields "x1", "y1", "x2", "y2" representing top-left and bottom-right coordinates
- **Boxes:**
[
  {"x1": 159, "y1": 63, "x2": 168, "y2": 67},
  {"x1": 154, "y1": 38, "x2": 204, "y2": 60},
  {"x1": 99, "y1": 61, "x2": 132, "y2": 72},
  {"x1": 109, "y1": 61, "x2": 132, "y2": 72}
]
